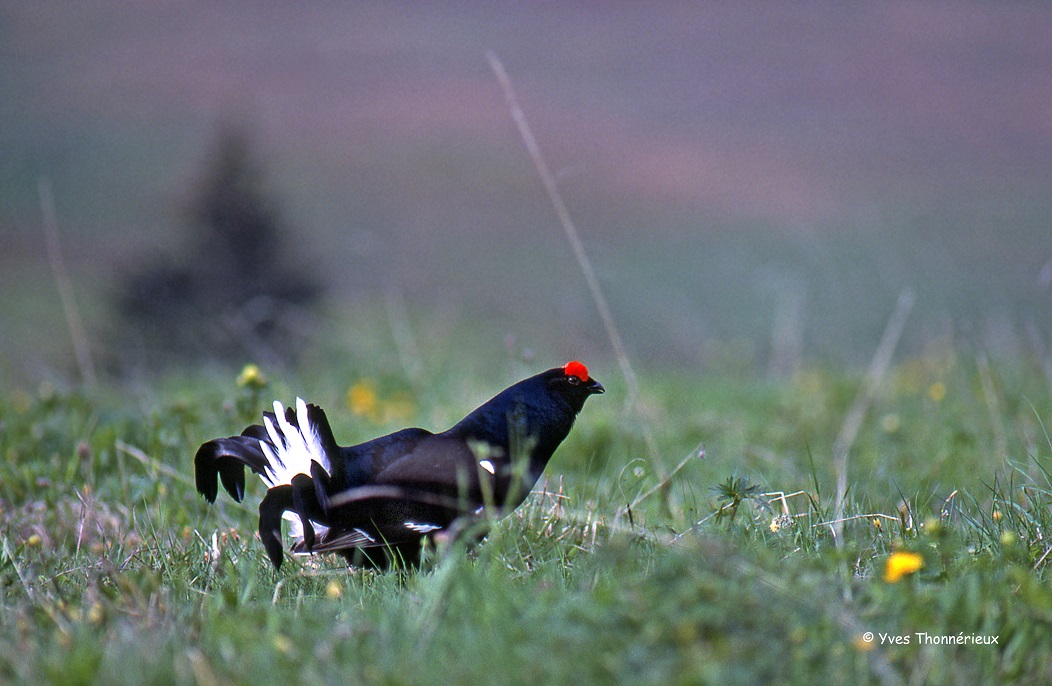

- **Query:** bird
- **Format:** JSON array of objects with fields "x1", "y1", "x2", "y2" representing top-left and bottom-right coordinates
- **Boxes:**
[{"x1": 194, "y1": 360, "x2": 604, "y2": 569}]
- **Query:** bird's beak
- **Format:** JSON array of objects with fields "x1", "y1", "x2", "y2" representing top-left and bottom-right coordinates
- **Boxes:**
[{"x1": 588, "y1": 379, "x2": 605, "y2": 395}]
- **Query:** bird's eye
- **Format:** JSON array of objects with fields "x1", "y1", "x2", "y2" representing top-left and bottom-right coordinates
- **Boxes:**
[{"x1": 567, "y1": 376, "x2": 581, "y2": 386}]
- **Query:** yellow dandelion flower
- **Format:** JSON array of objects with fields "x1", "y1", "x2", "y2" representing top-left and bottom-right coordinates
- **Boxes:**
[
  {"x1": 884, "y1": 551, "x2": 923, "y2": 583},
  {"x1": 927, "y1": 382, "x2": 946, "y2": 402},
  {"x1": 237, "y1": 364, "x2": 266, "y2": 388},
  {"x1": 326, "y1": 580, "x2": 343, "y2": 599},
  {"x1": 26, "y1": 534, "x2": 41, "y2": 547},
  {"x1": 348, "y1": 380, "x2": 380, "y2": 420},
  {"x1": 769, "y1": 515, "x2": 792, "y2": 533},
  {"x1": 872, "y1": 517, "x2": 882, "y2": 530}
]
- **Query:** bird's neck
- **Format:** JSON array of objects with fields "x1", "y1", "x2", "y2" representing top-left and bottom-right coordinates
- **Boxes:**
[{"x1": 448, "y1": 397, "x2": 576, "y2": 472}]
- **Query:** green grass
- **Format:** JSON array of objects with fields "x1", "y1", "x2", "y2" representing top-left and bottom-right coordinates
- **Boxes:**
[{"x1": 2, "y1": 348, "x2": 1052, "y2": 685}]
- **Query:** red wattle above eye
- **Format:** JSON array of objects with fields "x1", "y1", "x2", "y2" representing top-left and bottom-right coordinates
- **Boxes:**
[{"x1": 563, "y1": 360, "x2": 589, "y2": 382}]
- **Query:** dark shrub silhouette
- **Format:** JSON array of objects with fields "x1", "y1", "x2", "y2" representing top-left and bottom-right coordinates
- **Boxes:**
[{"x1": 115, "y1": 128, "x2": 322, "y2": 369}]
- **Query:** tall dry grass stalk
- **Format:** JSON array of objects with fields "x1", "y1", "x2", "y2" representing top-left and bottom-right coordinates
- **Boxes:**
[
  {"x1": 38, "y1": 178, "x2": 97, "y2": 389},
  {"x1": 487, "y1": 52, "x2": 665, "y2": 481},
  {"x1": 832, "y1": 289, "x2": 913, "y2": 543}
]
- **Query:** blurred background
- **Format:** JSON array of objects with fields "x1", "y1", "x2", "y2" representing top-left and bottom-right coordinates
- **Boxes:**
[{"x1": 2, "y1": 2, "x2": 1050, "y2": 386}]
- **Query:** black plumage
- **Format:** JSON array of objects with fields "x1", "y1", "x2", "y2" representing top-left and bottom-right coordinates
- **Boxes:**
[{"x1": 194, "y1": 361, "x2": 603, "y2": 568}]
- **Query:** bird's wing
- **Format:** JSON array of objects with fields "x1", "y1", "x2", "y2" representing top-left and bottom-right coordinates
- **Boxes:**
[
  {"x1": 366, "y1": 434, "x2": 492, "y2": 491},
  {"x1": 335, "y1": 426, "x2": 434, "y2": 487}
]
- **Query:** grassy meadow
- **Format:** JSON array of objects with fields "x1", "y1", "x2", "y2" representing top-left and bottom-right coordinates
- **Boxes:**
[{"x1": 2, "y1": 311, "x2": 1051, "y2": 685}]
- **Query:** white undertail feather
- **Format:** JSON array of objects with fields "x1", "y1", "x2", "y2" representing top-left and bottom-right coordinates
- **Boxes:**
[
  {"x1": 257, "y1": 398, "x2": 330, "y2": 487},
  {"x1": 255, "y1": 398, "x2": 332, "y2": 547},
  {"x1": 286, "y1": 516, "x2": 329, "y2": 547},
  {"x1": 405, "y1": 521, "x2": 441, "y2": 534}
]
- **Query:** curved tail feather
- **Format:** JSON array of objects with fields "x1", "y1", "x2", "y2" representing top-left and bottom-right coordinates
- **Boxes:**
[
  {"x1": 194, "y1": 434, "x2": 269, "y2": 503},
  {"x1": 259, "y1": 485, "x2": 294, "y2": 568},
  {"x1": 194, "y1": 398, "x2": 338, "y2": 503}
]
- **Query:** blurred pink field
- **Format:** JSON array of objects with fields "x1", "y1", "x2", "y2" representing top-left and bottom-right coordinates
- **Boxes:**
[{"x1": 2, "y1": 2, "x2": 1051, "y2": 377}]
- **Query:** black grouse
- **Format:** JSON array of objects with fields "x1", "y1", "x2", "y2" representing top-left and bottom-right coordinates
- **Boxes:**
[{"x1": 195, "y1": 361, "x2": 604, "y2": 568}]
